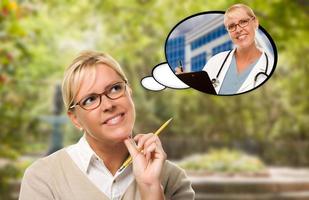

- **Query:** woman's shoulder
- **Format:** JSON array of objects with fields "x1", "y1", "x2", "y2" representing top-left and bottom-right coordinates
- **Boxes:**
[
  {"x1": 210, "y1": 50, "x2": 232, "y2": 60},
  {"x1": 161, "y1": 160, "x2": 195, "y2": 199},
  {"x1": 203, "y1": 50, "x2": 232, "y2": 72},
  {"x1": 161, "y1": 160, "x2": 189, "y2": 182},
  {"x1": 24, "y1": 149, "x2": 67, "y2": 176},
  {"x1": 163, "y1": 160, "x2": 184, "y2": 172}
]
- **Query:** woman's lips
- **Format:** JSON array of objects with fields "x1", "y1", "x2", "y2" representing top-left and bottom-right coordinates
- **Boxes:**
[
  {"x1": 103, "y1": 113, "x2": 125, "y2": 125},
  {"x1": 236, "y1": 34, "x2": 248, "y2": 40}
]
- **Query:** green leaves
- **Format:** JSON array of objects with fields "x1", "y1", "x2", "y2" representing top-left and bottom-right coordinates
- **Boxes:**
[
  {"x1": 0, "y1": 0, "x2": 308, "y2": 170},
  {"x1": 178, "y1": 148, "x2": 266, "y2": 174}
]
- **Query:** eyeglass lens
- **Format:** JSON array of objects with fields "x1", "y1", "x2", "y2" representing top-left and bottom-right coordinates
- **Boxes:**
[
  {"x1": 227, "y1": 18, "x2": 252, "y2": 32},
  {"x1": 79, "y1": 82, "x2": 126, "y2": 110}
]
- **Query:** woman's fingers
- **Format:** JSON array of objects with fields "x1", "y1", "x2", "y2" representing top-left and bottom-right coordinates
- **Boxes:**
[
  {"x1": 144, "y1": 142, "x2": 157, "y2": 154},
  {"x1": 124, "y1": 138, "x2": 140, "y2": 158},
  {"x1": 133, "y1": 134, "x2": 143, "y2": 141},
  {"x1": 131, "y1": 133, "x2": 167, "y2": 162},
  {"x1": 175, "y1": 67, "x2": 183, "y2": 74},
  {"x1": 135, "y1": 133, "x2": 154, "y2": 149}
]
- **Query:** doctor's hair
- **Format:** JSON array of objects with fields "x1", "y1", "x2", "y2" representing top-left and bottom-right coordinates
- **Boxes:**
[
  {"x1": 224, "y1": 3, "x2": 261, "y2": 49},
  {"x1": 224, "y1": 3, "x2": 257, "y2": 23},
  {"x1": 62, "y1": 50, "x2": 128, "y2": 111}
]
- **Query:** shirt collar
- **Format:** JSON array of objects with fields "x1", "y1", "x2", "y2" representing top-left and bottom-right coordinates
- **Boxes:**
[
  {"x1": 75, "y1": 134, "x2": 132, "y2": 177},
  {"x1": 76, "y1": 134, "x2": 101, "y2": 173}
]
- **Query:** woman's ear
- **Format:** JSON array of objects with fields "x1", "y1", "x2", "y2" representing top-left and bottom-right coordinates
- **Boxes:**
[
  {"x1": 254, "y1": 17, "x2": 259, "y2": 30},
  {"x1": 67, "y1": 110, "x2": 83, "y2": 130},
  {"x1": 127, "y1": 86, "x2": 133, "y2": 96}
]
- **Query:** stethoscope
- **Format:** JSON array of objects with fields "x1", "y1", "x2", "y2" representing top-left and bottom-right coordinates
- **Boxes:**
[{"x1": 211, "y1": 50, "x2": 269, "y2": 88}]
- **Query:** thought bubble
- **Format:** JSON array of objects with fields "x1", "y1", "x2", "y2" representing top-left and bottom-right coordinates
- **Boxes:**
[
  {"x1": 141, "y1": 63, "x2": 189, "y2": 90},
  {"x1": 141, "y1": 11, "x2": 277, "y2": 96},
  {"x1": 141, "y1": 76, "x2": 166, "y2": 91}
]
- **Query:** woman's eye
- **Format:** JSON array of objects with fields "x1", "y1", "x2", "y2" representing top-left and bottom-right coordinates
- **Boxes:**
[
  {"x1": 228, "y1": 24, "x2": 235, "y2": 29},
  {"x1": 110, "y1": 84, "x2": 123, "y2": 93},
  {"x1": 81, "y1": 95, "x2": 98, "y2": 106},
  {"x1": 240, "y1": 19, "x2": 249, "y2": 25}
]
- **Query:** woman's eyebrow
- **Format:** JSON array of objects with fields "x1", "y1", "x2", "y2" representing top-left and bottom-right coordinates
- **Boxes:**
[
  {"x1": 103, "y1": 80, "x2": 123, "y2": 90},
  {"x1": 80, "y1": 80, "x2": 123, "y2": 99},
  {"x1": 96, "y1": 80, "x2": 123, "y2": 93},
  {"x1": 80, "y1": 92, "x2": 97, "y2": 101}
]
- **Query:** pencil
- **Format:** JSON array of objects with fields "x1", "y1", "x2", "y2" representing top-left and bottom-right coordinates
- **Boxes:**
[{"x1": 119, "y1": 118, "x2": 173, "y2": 171}]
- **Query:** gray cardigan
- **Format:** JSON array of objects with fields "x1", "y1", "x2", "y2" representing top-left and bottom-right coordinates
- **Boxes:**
[{"x1": 19, "y1": 149, "x2": 195, "y2": 200}]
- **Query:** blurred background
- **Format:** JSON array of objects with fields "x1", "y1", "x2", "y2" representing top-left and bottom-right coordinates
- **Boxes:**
[{"x1": 0, "y1": 0, "x2": 308, "y2": 199}]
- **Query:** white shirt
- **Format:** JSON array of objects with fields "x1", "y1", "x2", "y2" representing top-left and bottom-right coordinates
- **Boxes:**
[{"x1": 66, "y1": 135, "x2": 134, "y2": 200}]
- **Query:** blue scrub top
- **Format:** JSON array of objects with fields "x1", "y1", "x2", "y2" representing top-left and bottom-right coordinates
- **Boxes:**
[{"x1": 219, "y1": 55, "x2": 259, "y2": 95}]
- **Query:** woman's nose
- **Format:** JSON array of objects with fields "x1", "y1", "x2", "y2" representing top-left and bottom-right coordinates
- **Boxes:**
[
  {"x1": 99, "y1": 95, "x2": 115, "y2": 112},
  {"x1": 235, "y1": 26, "x2": 240, "y2": 33},
  {"x1": 235, "y1": 24, "x2": 244, "y2": 33}
]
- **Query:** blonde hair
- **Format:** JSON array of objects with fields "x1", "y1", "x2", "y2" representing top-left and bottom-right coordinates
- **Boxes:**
[
  {"x1": 62, "y1": 51, "x2": 128, "y2": 111},
  {"x1": 224, "y1": 3, "x2": 257, "y2": 24}
]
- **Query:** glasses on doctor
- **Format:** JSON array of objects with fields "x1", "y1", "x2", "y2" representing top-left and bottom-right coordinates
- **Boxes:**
[
  {"x1": 226, "y1": 17, "x2": 255, "y2": 32},
  {"x1": 69, "y1": 81, "x2": 127, "y2": 111}
]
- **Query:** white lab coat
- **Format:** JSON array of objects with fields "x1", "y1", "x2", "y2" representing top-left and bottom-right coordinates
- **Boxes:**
[{"x1": 202, "y1": 49, "x2": 271, "y2": 94}]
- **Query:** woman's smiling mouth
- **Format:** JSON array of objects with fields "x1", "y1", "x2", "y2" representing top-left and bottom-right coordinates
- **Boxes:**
[
  {"x1": 236, "y1": 34, "x2": 248, "y2": 40},
  {"x1": 103, "y1": 113, "x2": 125, "y2": 125}
]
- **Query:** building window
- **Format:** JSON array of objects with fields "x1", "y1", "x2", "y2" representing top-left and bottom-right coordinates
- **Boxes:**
[
  {"x1": 166, "y1": 36, "x2": 186, "y2": 71},
  {"x1": 191, "y1": 25, "x2": 228, "y2": 50},
  {"x1": 191, "y1": 52, "x2": 207, "y2": 72},
  {"x1": 212, "y1": 40, "x2": 233, "y2": 56}
]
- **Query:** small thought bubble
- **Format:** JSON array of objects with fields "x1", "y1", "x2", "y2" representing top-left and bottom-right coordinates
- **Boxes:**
[{"x1": 141, "y1": 63, "x2": 189, "y2": 90}]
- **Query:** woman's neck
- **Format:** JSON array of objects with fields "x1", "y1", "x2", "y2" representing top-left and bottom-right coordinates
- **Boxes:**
[
  {"x1": 235, "y1": 44, "x2": 262, "y2": 73},
  {"x1": 85, "y1": 135, "x2": 129, "y2": 175}
]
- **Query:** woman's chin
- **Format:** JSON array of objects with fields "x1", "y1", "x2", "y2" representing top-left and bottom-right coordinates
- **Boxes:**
[
  {"x1": 236, "y1": 40, "x2": 255, "y2": 50},
  {"x1": 111, "y1": 129, "x2": 132, "y2": 142}
]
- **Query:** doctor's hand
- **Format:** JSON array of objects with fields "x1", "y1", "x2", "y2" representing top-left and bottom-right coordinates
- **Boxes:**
[
  {"x1": 175, "y1": 67, "x2": 184, "y2": 74},
  {"x1": 124, "y1": 133, "x2": 166, "y2": 200}
]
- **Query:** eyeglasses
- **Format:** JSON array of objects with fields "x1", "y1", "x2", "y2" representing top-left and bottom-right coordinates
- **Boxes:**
[
  {"x1": 70, "y1": 81, "x2": 127, "y2": 110},
  {"x1": 226, "y1": 17, "x2": 255, "y2": 32}
]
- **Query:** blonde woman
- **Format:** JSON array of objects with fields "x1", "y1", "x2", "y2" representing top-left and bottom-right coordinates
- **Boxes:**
[{"x1": 19, "y1": 51, "x2": 194, "y2": 200}]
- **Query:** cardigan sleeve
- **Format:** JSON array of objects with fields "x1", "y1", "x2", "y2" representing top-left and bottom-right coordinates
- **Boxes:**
[
  {"x1": 162, "y1": 161, "x2": 195, "y2": 200},
  {"x1": 19, "y1": 159, "x2": 55, "y2": 200}
]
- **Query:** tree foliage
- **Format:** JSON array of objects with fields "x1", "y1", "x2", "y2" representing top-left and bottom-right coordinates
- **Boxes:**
[{"x1": 0, "y1": 0, "x2": 308, "y2": 159}]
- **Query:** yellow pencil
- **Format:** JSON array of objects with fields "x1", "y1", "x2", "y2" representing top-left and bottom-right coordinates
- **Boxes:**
[{"x1": 119, "y1": 118, "x2": 173, "y2": 171}]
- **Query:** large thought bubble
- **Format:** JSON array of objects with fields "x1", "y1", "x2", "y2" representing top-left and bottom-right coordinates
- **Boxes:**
[{"x1": 141, "y1": 11, "x2": 277, "y2": 96}]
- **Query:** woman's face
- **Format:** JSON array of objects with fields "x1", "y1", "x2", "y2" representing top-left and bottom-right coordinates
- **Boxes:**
[
  {"x1": 224, "y1": 8, "x2": 258, "y2": 50},
  {"x1": 69, "y1": 64, "x2": 135, "y2": 144}
]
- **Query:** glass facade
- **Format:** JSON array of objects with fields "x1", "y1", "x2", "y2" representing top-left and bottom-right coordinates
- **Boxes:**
[
  {"x1": 191, "y1": 25, "x2": 227, "y2": 50},
  {"x1": 166, "y1": 36, "x2": 185, "y2": 71},
  {"x1": 212, "y1": 40, "x2": 233, "y2": 55},
  {"x1": 191, "y1": 52, "x2": 207, "y2": 72},
  {"x1": 166, "y1": 22, "x2": 231, "y2": 72}
]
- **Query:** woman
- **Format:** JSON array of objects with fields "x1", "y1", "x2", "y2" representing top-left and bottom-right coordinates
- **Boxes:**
[
  {"x1": 175, "y1": 4, "x2": 270, "y2": 95},
  {"x1": 19, "y1": 51, "x2": 195, "y2": 200},
  {"x1": 204, "y1": 4, "x2": 270, "y2": 95}
]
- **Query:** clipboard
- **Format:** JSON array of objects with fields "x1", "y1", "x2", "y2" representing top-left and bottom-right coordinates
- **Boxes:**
[{"x1": 176, "y1": 71, "x2": 217, "y2": 95}]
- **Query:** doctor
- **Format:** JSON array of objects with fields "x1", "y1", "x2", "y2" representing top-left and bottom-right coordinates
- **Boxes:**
[{"x1": 204, "y1": 4, "x2": 270, "y2": 95}]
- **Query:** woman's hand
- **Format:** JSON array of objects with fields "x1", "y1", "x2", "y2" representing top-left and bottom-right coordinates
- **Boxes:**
[
  {"x1": 124, "y1": 133, "x2": 166, "y2": 200},
  {"x1": 175, "y1": 67, "x2": 184, "y2": 74}
]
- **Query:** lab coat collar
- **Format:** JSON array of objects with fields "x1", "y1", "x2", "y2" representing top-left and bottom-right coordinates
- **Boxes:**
[{"x1": 238, "y1": 50, "x2": 268, "y2": 93}]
